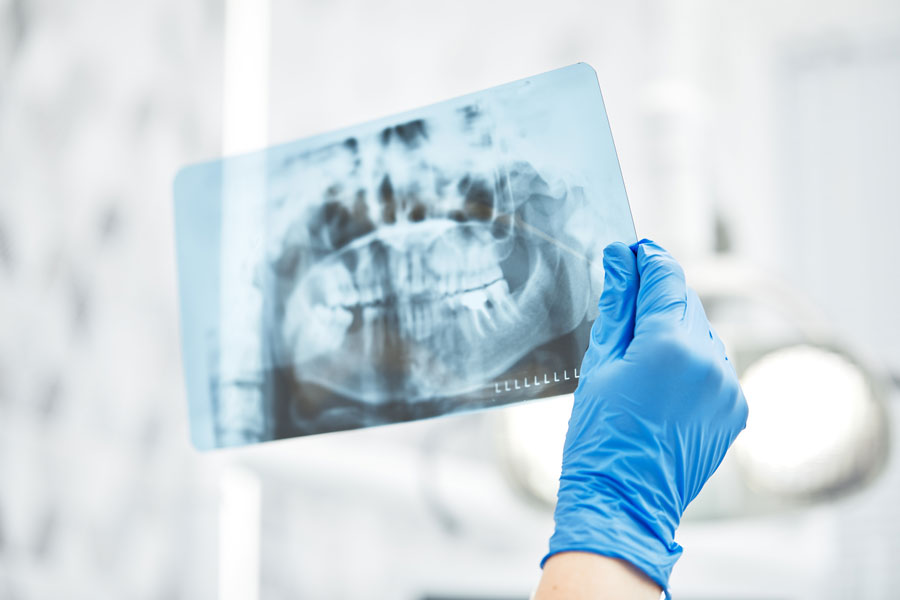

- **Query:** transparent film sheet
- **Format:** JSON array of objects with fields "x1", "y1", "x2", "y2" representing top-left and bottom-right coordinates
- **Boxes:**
[{"x1": 174, "y1": 63, "x2": 636, "y2": 450}]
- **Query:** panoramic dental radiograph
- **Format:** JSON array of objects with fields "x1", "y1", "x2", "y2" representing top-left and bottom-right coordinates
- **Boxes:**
[{"x1": 174, "y1": 63, "x2": 637, "y2": 449}]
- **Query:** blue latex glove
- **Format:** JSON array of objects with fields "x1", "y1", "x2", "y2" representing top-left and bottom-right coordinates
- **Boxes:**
[{"x1": 543, "y1": 239, "x2": 748, "y2": 596}]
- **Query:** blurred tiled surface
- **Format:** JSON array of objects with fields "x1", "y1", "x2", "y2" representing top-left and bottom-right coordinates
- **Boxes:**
[{"x1": 0, "y1": 0, "x2": 223, "y2": 597}]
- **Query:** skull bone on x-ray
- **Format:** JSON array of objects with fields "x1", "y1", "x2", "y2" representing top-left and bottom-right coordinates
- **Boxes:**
[{"x1": 264, "y1": 103, "x2": 592, "y2": 413}]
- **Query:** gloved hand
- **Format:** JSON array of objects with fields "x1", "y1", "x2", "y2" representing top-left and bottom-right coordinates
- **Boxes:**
[{"x1": 543, "y1": 239, "x2": 748, "y2": 595}]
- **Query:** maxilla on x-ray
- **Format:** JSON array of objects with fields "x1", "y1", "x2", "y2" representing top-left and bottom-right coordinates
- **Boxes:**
[{"x1": 174, "y1": 63, "x2": 637, "y2": 450}]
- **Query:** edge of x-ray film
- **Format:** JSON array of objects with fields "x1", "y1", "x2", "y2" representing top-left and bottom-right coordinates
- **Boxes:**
[{"x1": 174, "y1": 62, "x2": 637, "y2": 450}]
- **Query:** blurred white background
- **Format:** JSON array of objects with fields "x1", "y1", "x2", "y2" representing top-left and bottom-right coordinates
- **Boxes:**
[{"x1": 2, "y1": 0, "x2": 900, "y2": 598}]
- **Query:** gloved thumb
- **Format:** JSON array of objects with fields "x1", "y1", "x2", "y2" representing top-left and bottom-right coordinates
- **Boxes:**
[
  {"x1": 634, "y1": 239, "x2": 688, "y2": 335},
  {"x1": 590, "y1": 241, "x2": 639, "y2": 360}
]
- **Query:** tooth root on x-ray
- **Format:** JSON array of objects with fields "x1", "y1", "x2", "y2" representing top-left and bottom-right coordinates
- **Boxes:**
[{"x1": 266, "y1": 103, "x2": 593, "y2": 406}]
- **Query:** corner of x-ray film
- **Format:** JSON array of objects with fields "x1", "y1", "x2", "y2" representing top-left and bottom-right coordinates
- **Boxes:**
[{"x1": 173, "y1": 62, "x2": 637, "y2": 449}]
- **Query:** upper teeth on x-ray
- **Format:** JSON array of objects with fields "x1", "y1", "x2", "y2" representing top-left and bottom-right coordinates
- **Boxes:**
[
  {"x1": 174, "y1": 63, "x2": 637, "y2": 448},
  {"x1": 268, "y1": 107, "x2": 589, "y2": 405}
]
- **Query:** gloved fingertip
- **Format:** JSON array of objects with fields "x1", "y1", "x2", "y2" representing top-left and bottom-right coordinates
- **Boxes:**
[
  {"x1": 602, "y1": 241, "x2": 632, "y2": 269},
  {"x1": 594, "y1": 241, "x2": 640, "y2": 353},
  {"x1": 628, "y1": 238, "x2": 654, "y2": 253},
  {"x1": 599, "y1": 254, "x2": 626, "y2": 306},
  {"x1": 601, "y1": 241, "x2": 639, "y2": 294},
  {"x1": 635, "y1": 241, "x2": 681, "y2": 279},
  {"x1": 604, "y1": 240, "x2": 633, "y2": 254},
  {"x1": 634, "y1": 239, "x2": 671, "y2": 259}
]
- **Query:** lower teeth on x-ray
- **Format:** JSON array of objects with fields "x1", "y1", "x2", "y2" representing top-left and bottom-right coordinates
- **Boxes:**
[{"x1": 174, "y1": 63, "x2": 637, "y2": 449}]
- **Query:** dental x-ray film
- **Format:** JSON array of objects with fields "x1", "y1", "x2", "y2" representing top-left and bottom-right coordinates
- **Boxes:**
[{"x1": 174, "y1": 63, "x2": 636, "y2": 450}]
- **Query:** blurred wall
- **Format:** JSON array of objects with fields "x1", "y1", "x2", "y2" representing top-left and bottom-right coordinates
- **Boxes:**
[{"x1": 0, "y1": 0, "x2": 223, "y2": 597}]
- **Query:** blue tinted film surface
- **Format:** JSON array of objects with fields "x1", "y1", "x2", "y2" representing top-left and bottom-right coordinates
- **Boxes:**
[{"x1": 174, "y1": 63, "x2": 636, "y2": 449}]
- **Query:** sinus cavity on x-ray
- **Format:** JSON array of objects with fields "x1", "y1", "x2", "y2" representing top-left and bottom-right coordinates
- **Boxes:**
[{"x1": 174, "y1": 63, "x2": 637, "y2": 450}]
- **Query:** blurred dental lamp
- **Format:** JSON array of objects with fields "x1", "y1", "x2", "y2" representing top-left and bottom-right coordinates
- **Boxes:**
[
  {"x1": 495, "y1": 256, "x2": 891, "y2": 513},
  {"x1": 735, "y1": 344, "x2": 887, "y2": 499}
]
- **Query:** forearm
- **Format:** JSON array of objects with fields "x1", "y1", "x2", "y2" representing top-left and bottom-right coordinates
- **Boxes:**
[{"x1": 535, "y1": 552, "x2": 661, "y2": 600}]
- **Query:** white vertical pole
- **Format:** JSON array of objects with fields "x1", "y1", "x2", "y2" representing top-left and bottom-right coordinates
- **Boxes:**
[
  {"x1": 641, "y1": 0, "x2": 715, "y2": 262},
  {"x1": 218, "y1": 0, "x2": 271, "y2": 443},
  {"x1": 218, "y1": 465, "x2": 263, "y2": 600},
  {"x1": 223, "y1": 0, "x2": 270, "y2": 155},
  {"x1": 218, "y1": 0, "x2": 270, "y2": 598}
]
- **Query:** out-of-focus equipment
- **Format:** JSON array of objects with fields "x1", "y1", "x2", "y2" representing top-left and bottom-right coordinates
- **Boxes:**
[{"x1": 735, "y1": 344, "x2": 887, "y2": 498}]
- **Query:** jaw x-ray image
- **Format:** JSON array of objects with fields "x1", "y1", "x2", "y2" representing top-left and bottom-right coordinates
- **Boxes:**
[{"x1": 174, "y1": 63, "x2": 637, "y2": 449}]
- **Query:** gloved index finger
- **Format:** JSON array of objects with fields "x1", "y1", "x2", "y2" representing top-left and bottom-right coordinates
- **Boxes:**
[
  {"x1": 589, "y1": 241, "x2": 639, "y2": 361},
  {"x1": 633, "y1": 240, "x2": 688, "y2": 332}
]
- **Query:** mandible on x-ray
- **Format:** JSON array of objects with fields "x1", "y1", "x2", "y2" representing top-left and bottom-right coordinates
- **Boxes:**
[{"x1": 174, "y1": 63, "x2": 637, "y2": 449}]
